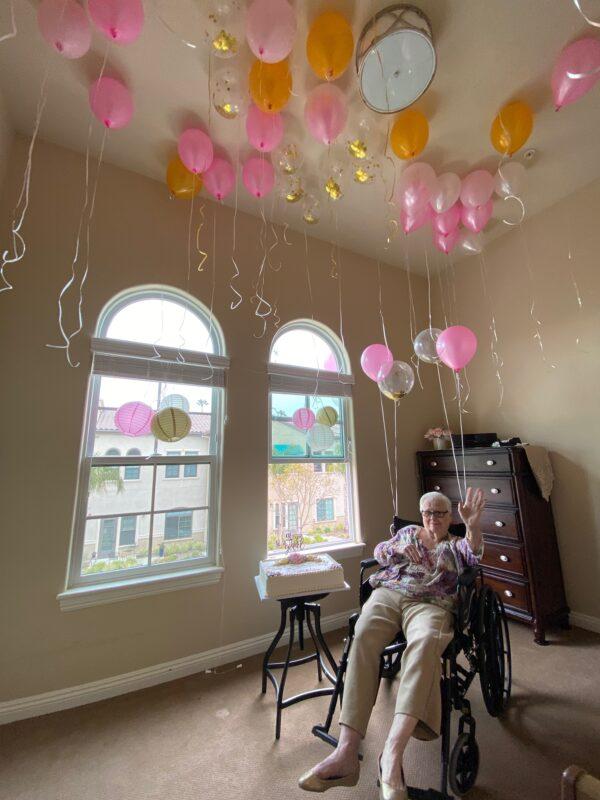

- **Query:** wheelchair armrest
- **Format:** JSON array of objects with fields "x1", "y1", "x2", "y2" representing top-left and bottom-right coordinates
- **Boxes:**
[{"x1": 360, "y1": 557, "x2": 378, "y2": 570}]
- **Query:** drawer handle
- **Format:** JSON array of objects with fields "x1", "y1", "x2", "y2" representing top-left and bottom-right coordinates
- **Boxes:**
[
  {"x1": 430, "y1": 460, "x2": 438, "y2": 467},
  {"x1": 433, "y1": 485, "x2": 441, "y2": 491},
  {"x1": 504, "y1": 590, "x2": 514, "y2": 598},
  {"x1": 486, "y1": 459, "x2": 496, "y2": 466},
  {"x1": 491, "y1": 488, "x2": 500, "y2": 495},
  {"x1": 499, "y1": 555, "x2": 509, "y2": 563},
  {"x1": 494, "y1": 520, "x2": 505, "y2": 527}
]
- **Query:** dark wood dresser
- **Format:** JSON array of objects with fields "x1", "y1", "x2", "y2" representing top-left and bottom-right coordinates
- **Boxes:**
[{"x1": 417, "y1": 446, "x2": 569, "y2": 644}]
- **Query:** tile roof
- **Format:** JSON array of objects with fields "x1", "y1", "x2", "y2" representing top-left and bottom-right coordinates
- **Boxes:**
[{"x1": 96, "y1": 408, "x2": 211, "y2": 435}]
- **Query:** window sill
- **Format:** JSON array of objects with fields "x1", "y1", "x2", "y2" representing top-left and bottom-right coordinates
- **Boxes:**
[
  {"x1": 58, "y1": 566, "x2": 224, "y2": 611},
  {"x1": 269, "y1": 541, "x2": 366, "y2": 561}
]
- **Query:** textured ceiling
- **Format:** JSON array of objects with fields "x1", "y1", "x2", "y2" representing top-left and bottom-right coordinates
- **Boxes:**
[{"x1": 1, "y1": 0, "x2": 599, "y2": 274}]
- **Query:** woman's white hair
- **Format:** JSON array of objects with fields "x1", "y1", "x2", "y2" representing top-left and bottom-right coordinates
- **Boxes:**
[{"x1": 419, "y1": 491, "x2": 452, "y2": 512}]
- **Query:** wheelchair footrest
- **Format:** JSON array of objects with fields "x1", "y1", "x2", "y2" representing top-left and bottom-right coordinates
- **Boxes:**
[{"x1": 408, "y1": 788, "x2": 453, "y2": 800}]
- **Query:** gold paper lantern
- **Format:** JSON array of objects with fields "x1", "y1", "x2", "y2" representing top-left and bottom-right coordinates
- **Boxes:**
[
  {"x1": 316, "y1": 406, "x2": 338, "y2": 426},
  {"x1": 151, "y1": 407, "x2": 192, "y2": 443}
]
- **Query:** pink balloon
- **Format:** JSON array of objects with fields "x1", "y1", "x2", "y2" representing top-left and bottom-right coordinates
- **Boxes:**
[
  {"x1": 433, "y1": 228, "x2": 460, "y2": 255},
  {"x1": 88, "y1": 0, "x2": 144, "y2": 44},
  {"x1": 246, "y1": 104, "x2": 284, "y2": 152},
  {"x1": 432, "y1": 202, "x2": 461, "y2": 235},
  {"x1": 203, "y1": 157, "x2": 235, "y2": 201},
  {"x1": 178, "y1": 129, "x2": 214, "y2": 175},
  {"x1": 460, "y1": 170, "x2": 494, "y2": 208},
  {"x1": 38, "y1": 0, "x2": 91, "y2": 59},
  {"x1": 400, "y1": 204, "x2": 431, "y2": 234},
  {"x1": 115, "y1": 401, "x2": 153, "y2": 436},
  {"x1": 246, "y1": 0, "x2": 297, "y2": 63},
  {"x1": 360, "y1": 344, "x2": 393, "y2": 382},
  {"x1": 430, "y1": 172, "x2": 461, "y2": 214},
  {"x1": 461, "y1": 199, "x2": 493, "y2": 233},
  {"x1": 242, "y1": 156, "x2": 275, "y2": 198},
  {"x1": 551, "y1": 37, "x2": 600, "y2": 110},
  {"x1": 89, "y1": 77, "x2": 133, "y2": 129},
  {"x1": 293, "y1": 407, "x2": 315, "y2": 431},
  {"x1": 304, "y1": 84, "x2": 348, "y2": 146},
  {"x1": 397, "y1": 162, "x2": 437, "y2": 213},
  {"x1": 436, "y1": 325, "x2": 477, "y2": 372}
]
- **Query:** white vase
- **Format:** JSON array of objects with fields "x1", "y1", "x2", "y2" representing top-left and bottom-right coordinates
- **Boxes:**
[{"x1": 432, "y1": 437, "x2": 447, "y2": 451}]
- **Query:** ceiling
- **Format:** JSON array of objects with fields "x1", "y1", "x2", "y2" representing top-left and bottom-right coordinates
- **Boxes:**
[{"x1": 1, "y1": 0, "x2": 599, "y2": 274}]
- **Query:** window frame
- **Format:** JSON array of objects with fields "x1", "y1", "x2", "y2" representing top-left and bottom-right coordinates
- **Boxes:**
[
  {"x1": 64, "y1": 287, "x2": 228, "y2": 598},
  {"x1": 267, "y1": 320, "x2": 359, "y2": 555}
]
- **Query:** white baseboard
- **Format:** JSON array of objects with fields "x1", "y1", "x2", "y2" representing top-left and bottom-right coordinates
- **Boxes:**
[
  {"x1": 0, "y1": 607, "x2": 357, "y2": 726},
  {"x1": 570, "y1": 611, "x2": 600, "y2": 634}
]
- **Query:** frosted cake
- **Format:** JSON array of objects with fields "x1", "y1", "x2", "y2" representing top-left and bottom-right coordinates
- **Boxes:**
[{"x1": 258, "y1": 553, "x2": 345, "y2": 598}]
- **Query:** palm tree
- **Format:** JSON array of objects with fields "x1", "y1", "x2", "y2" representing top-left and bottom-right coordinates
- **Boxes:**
[{"x1": 89, "y1": 465, "x2": 124, "y2": 494}]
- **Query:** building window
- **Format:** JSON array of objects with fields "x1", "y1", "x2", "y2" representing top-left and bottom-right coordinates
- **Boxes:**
[
  {"x1": 316, "y1": 498, "x2": 335, "y2": 522},
  {"x1": 124, "y1": 448, "x2": 141, "y2": 480},
  {"x1": 119, "y1": 515, "x2": 137, "y2": 546},
  {"x1": 267, "y1": 321, "x2": 357, "y2": 554},
  {"x1": 164, "y1": 510, "x2": 193, "y2": 540},
  {"x1": 67, "y1": 287, "x2": 228, "y2": 590}
]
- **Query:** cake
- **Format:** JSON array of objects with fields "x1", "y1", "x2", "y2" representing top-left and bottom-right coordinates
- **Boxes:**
[{"x1": 257, "y1": 553, "x2": 345, "y2": 599}]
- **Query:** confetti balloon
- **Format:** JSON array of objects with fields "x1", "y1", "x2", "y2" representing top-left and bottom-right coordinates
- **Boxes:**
[
  {"x1": 316, "y1": 406, "x2": 338, "y2": 426},
  {"x1": 166, "y1": 155, "x2": 202, "y2": 200},
  {"x1": 204, "y1": 1, "x2": 244, "y2": 58},
  {"x1": 413, "y1": 328, "x2": 442, "y2": 364},
  {"x1": 212, "y1": 66, "x2": 247, "y2": 119},
  {"x1": 273, "y1": 141, "x2": 303, "y2": 174},
  {"x1": 115, "y1": 401, "x2": 153, "y2": 436},
  {"x1": 378, "y1": 360, "x2": 415, "y2": 401},
  {"x1": 280, "y1": 174, "x2": 304, "y2": 203},
  {"x1": 302, "y1": 194, "x2": 320, "y2": 224},
  {"x1": 293, "y1": 407, "x2": 315, "y2": 431},
  {"x1": 309, "y1": 423, "x2": 335, "y2": 452},
  {"x1": 151, "y1": 407, "x2": 192, "y2": 442}
]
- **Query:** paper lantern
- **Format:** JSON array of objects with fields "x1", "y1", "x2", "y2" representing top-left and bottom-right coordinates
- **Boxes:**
[
  {"x1": 159, "y1": 394, "x2": 190, "y2": 412},
  {"x1": 292, "y1": 407, "x2": 315, "y2": 431},
  {"x1": 316, "y1": 406, "x2": 338, "y2": 427},
  {"x1": 309, "y1": 424, "x2": 334, "y2": 452},
  {"x1": 151, "y1": 407, "x2": 191, "y2": 442},
  {"x1": 114, "y1": 401, "x2": 153, "y2": 436}
]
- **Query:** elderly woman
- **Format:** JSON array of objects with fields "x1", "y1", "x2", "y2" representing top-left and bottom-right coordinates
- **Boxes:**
[{"x1": 299, "y1": 487, "x2": 485, "y2": 800}]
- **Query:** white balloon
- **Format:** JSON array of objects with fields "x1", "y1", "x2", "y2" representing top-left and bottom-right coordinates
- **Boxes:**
[
  {"x1": 430, "y1": 172, "x2": 461, "y2": 214},
  {"x1": 459, "y1": 230, "x2": 483, "y2": 255},
  {"x1": 494, "y1": 162, "x2": 526, "y2": 198},
  {"x1": 413, "y1": 328, "x2": 442, "y2": 363}
]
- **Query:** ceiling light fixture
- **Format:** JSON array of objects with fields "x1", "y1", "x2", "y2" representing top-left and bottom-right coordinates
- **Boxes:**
[{"x1": 356, "y1": 4, "x2": 436, "y2": 114}]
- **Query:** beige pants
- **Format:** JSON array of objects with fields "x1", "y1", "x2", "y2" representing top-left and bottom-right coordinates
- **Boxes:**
[{"x1": 339, "y1": 587, "x2": 454, "y2": 740}]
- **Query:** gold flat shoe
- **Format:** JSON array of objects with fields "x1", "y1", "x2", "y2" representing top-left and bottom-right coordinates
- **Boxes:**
[
  {"x1": 298, "y1": 766, "x2": 360, "y2": 792},
  {"x1": 377, "y1": 755, "x2": 408, "y2": 800}
]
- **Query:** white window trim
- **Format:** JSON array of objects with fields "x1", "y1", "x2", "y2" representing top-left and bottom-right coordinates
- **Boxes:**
[{"x1": 62, "y1": 290, "x2": 227, "y2": 608}]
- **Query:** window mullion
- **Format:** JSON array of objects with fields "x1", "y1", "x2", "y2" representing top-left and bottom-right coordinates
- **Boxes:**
[{"x1": 147, "y1": 464, "x2": 158, "y2": 567}]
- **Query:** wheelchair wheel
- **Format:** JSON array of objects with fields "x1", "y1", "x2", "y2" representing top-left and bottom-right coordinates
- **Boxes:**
[
  {"x1": 381, "y1": 649, "x2": 402, "y2": 679},
  {"x1": 449, "y1": 732, "x2": 479, "y2": 796},
  {"x1": 477, "y1": 585, "x2": 512, "y2": 717}
]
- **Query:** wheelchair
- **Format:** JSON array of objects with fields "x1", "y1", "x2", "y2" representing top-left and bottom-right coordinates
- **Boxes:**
[{"x1": 312, "y1": 518, "x2": 512, "y2": 800}]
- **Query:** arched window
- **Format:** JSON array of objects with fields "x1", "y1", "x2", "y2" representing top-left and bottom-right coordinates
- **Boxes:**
[
  {"x1": 267, "y1": 321, "x2": 358, "y2": 555},
  {"x1": 61, "y1": 287, "x2": 228, "y2": 608}
]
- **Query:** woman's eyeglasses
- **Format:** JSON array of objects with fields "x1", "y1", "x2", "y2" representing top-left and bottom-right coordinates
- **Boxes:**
[{"x1": 421, "y1": 510, "x2": 449, "y2": 519}]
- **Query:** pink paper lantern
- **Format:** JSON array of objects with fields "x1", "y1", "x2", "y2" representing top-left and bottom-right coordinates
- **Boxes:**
[
  {"x1": 38, "y1": 0, "x2": 91, "y2": 59},
  {"x1": 433, "y1": 228, "x2": 460, "y2": 254},
  {"x1": 293, "y1": 407, "x2": 316, "y2": 431},
  {"x1": 460, "y1": 199, "x2": 493, "y2": 233},
  {"x1": 246, "y1": 0, "x2": 297, "y2": 63},
  {"x1": 436, "y1": 326, "x2": 477, "y2": 372},
  {"x1": 246, "y1": 104, "x2": 284, "y2": 152},
  {"x1": 432, "y1": 202, "x2": 461, "y2": 236},
  {"x1": 360, "y1": 344, "x2": 394, "y2": 382},
  {"x1": 115, "y1": 401, "x2": 153, "y2": 436},
  {"x1": 400, "y1": 204, "x2": 431, "y2": 234},
  {"x1": 89, "y1": 77, "x2": 134, "y2": 129},
  {"x1": 304, "y1": 84, "x2": 348, "y2": 146},
  {"x1": 551, "y1": 37, "x2": 600, "y2": 110},
  {"x1": 88, "y1": 0, "x2": 144, "y2": 45},
  {"x1": 460, "y1": 170, "x2": 494, "y2": 208},
  {"x1": 178, "y1": 128, "x2": 214, "y2": 175},
  {"x1": 203, "y1": 157, "x2": 236, "y2": 201},
  {"x1": 242, "y1": 156, "x2": 275, "y2": 198}
]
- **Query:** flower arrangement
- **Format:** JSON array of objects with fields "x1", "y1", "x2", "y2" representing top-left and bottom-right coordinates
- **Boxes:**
[{"x1": 425, "y1": 427, "x2": 451, "y2": 441}]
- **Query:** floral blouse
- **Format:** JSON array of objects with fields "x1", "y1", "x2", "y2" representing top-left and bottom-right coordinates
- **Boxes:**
[{"x1": 370, "y1": 525, "x2": 484, "y2": 612}]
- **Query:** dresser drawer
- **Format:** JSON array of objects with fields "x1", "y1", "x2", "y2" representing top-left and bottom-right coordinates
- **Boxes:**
[
  {"x1": 480, "y1": 507, "x2": 521, "y2": 540},
  {"x1": 425, "y1": 475, "x2": 516, "y2": 506},
  {"x1": 481, "y1": 541, "x2": 526, "y2": 577},
  {"x1": 483, "y1": 574, "x2": 530, "y2": 613},
  {"x1": 419, "y1": 450, "x2": 511, "y2": 475}
]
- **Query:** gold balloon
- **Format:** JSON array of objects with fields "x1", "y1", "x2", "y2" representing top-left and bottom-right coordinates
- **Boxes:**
[
  {"x1": 316, "y1": 406, "x2": 338, "y2": 426},
  {"x1": 390, "y1": 109, "x2": 429, "y2": 160},
  {"x1": 281, "y1": 175, "x2": 304, "y2": 203},
  {"x1": 306, "y1": 11, "x2": 353, "y2": 81},
  {"x1": 166, "y1": 155, "x2": 202, "y2": 200},
  {"x1": 249, "y1": 58, "x2": 292, "y2": 113},
  {"x1": 490, "y1": 100, "x2": 533, "y2": 156}
]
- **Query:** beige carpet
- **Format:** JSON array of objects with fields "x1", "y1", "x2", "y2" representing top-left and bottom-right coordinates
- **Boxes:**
[{"x1": 1, "y1": 622, "x2": 599, "y2": 800}]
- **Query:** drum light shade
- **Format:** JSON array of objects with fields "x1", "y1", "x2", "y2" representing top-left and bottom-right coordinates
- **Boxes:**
[{"x1": 356, "y1": 4, "x2": 435, "y2": 114}]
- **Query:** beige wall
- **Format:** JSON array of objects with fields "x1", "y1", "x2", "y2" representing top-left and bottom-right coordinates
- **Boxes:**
[
  {"x1": 0, "y1": 136, "x2": 441, "y2": 702},
  {"x1": 0, "y1": 86, "x2": 13, "y2": 192},
  {"x1": 445, "y1": 178, "x2": 600, "y2": 622}
]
